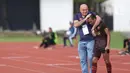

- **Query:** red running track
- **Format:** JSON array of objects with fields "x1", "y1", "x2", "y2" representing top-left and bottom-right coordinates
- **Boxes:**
[{"x1": 0, "y1": 42, "x2": 130, "y2": 73}]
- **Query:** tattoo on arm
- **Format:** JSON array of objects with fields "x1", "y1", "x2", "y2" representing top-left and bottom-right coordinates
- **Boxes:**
[{"x1": 74, "y1": 18, "x2": 87, "y2": 27}]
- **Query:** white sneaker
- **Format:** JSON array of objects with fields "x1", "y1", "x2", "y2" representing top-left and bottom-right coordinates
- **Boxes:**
[
  {"x1": 33, "y1": 46, "x2": 39, "y2": 49},
  {"x1": 47, "y1": 47, "x2": 53, "y2": 50},
  {"x1": 118, "y1": 51, "x2": 123, "y2": 54}
]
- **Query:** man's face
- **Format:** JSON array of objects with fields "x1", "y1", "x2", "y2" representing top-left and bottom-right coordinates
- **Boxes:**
[
  {"x1": 70, "y1": 24, "x2": 73, "y2": 27},
  {"x1": 128, "y1": 38, "x2": 130, "y2": 41},
  {"x1": 49, "y1": 28, "x2": 52, "y2": 32},
  {"x1": 88, "y1": 17, "x2": 95, "y2": 25},
  {"x1": 80, "y1": 6, "x2": 88, "y2": 16}
]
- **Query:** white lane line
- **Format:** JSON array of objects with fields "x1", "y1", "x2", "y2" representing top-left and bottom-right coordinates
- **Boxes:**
[
  {"x1": 46, "y1": 63, "x2": 79, "y2": 66},
  {"x1": 122, "y1": 63, "x2": 130, "y2": 64},
  {"x1": 6, "y1": 65, "x2": 46, "y2": 73},
  {"x1": 0, "y1": 63, "x2": 46, "y2": 73},
  {"x1": 3, "y1": 50, "x2": 130, "y2": 72},
  {"x1": 4, "y1": 58, "x2": 130, "y2": 72},
  {"x1": 0, "y1": 64, "x2": 6, "y2": 66},
  {"x1": 1, "y1": 56, "x2": 30, "y2": 59},
  {"x1": 3, "y1": 58, "x2": 81, "y2": 71},
  {"x1": 68, "y1": 56, "x2": 79, "y2": 59},
  {"x1": 5, "y1": 58, "x2": 46, "y2": 65},
  {"x1": 36, "y1": 57, "x2": 78, "y2": 63},
  {"x1": 50, "y1": 65, "x2": 81, "y2": 71}
]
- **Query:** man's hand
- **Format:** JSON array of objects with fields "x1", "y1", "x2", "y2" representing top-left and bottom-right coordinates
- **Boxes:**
[
  {"x1": 105, "y1": 46, "x2": 110, "y2": 51},
  {"x1": 85, "y1": 14, "x2": 91, "y2": 20},
  {"x1": 92, "y1": 30, "x2": 96, "y2": 37},
  {"x1": 91, "y1": 27, "x2": 95, "y2": 32}
]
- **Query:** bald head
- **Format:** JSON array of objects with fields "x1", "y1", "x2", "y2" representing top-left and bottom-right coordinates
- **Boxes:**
[
  {"x1": 80, "y1": 4, "x2": 88, "y2": 9},
  {"x1": 80, "y1": 4, "x2": 88, "y2": 16}
]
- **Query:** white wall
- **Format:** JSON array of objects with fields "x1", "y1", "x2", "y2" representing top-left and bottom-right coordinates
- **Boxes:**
[
  {"x1": 114, "y1": 0, "x2": 130, "y2": 32},
  {"x1": 101, "y1": 0, "x2": 113, "y2": 16},
  {"x1": 40, "y1": 0, "x2": 73, "y2": 32}
]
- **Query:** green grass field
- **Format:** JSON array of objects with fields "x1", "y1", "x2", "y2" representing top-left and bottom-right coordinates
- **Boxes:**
[
  {"x1": 110, "y1": 32, "x2": 125, "y2": 49},
  {"x1": 0, "y1": 32, "x2": 125, "y2": 49}
]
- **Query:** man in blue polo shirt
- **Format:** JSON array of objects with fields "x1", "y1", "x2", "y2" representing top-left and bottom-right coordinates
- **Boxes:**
[
  {"x1": 63, "y1": 22, "x2": 77, "y2": 47},
  {"x1": 73, "y1": 4, "x2": 101, "y2": 73}
]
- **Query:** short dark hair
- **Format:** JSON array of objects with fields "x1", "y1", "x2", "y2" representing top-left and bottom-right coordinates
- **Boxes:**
[
  {"x1": 49, "y1": 27, "x2": 52, "y2": 29},
  {"x1": 89, "y1": 14, "x2": 96, "y2": 20},
  {"x1": 49, "y1": 27, "x2": 52, "y2": 31}
]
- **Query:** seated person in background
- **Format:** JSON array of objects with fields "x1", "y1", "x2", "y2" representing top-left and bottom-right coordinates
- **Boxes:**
[
  {"x1": 63, "y1": 22, "x2": 77, "y2": 47},
  {"x1": 35, "y1": 27, "x2": 57, "y2": 49},
  {"x1": 118, "y1": 38, "x2": 130, "y2": 55}
]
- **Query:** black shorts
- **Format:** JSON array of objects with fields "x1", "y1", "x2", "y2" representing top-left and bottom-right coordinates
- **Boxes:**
[
  {"x1": 94, "y1": 48, "x2": 110, "y2": 59},
  {"x1": 93, "y1": 37, "x2": 109, "y2": 58}
]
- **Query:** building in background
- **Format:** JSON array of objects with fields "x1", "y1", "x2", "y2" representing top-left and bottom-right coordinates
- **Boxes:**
[
  {"x1": 40, "y1": 0, "x2": 73, "y2": 31},
  {"x1": 0, "y1": 0, "x2": 40, "y2": 31},
  {"x1": 101, "y1": 0, "x2": 113, "y2": 31},
  {"x1": 0, "y1": 0, "x2": 73, "y2": 31},
  {"x1": 102, "y1": 0, "x2": 130, "y2": 32},
  {"x1": 0, "y1": 0, "x2": 129, "y2": 32},
  {"x1": 113, "y1": 0, "x2": 130, "y2": 32}
]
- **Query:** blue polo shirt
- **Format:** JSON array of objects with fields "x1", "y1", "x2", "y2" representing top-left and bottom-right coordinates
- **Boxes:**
[
  {"x1": 74, "y1": 12, "x2": 96, "y2": 41},
  {"x1": 69, "y1": 26, "x2": 75, "y2": 34}
]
